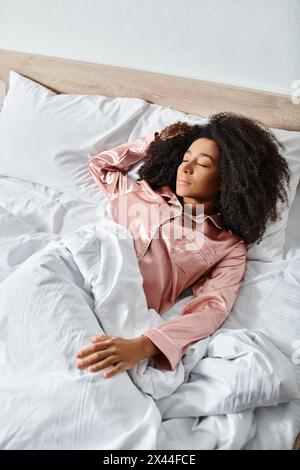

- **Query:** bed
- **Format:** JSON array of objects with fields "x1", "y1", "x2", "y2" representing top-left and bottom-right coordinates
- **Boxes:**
[{"x1": 0, "y1": 49, "x2": 299, "y2": 450}]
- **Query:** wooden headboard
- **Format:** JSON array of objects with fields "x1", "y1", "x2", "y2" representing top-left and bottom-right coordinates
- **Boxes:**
[{"x1": 0, "y1": 48, "x2": 299, "y2": 131}]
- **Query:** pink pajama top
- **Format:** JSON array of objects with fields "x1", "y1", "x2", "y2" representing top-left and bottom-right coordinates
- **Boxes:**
[{"x1": 88, "y1": 132, "x2": 247, "y2": 371}]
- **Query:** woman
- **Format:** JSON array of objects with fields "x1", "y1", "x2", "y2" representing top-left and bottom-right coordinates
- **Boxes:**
[{"x1": 75, "y1": 112, "x2": 290, "y2": 379}]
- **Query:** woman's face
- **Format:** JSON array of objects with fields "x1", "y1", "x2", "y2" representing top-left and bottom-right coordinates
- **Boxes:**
[{"x1": 176, "y1": 137, "x2": 222, "y2": 206}]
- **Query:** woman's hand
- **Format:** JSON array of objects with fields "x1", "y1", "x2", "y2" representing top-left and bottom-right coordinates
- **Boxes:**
[{"x1": 75, "y1": 335, "x2": 161, "y2": 379}]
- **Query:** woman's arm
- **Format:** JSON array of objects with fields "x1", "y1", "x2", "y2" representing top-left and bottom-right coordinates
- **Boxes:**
[
  {"x1": 74, "y1": 239, "x2": 246, "y2": 378},
  {"x1": 88, "y1": 132, "x2": 155, "y2": 199},
  {"x1": 141, "y1": 240, "x2": 247, "y2": 371}
]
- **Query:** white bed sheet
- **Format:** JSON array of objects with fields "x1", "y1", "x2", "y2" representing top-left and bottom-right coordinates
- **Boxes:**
[
  {"x1": 160, "y1": 181, "x2": 300, "y2": 450},
  {"x1": 244, "y1": 181, "x2": 300, "y2": 450},
  {"x1": 0, "y1": 174, "x2": 299, "y2": 450}
]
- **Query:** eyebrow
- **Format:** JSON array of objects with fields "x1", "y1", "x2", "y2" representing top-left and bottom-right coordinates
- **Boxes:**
[{"x1": 186, "y1": 149, "x2": 214, "y2": 163}]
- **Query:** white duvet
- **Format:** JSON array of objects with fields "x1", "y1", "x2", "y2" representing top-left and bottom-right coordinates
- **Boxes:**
[{"x1": 0, "y1": 177, "x2": 299, "y2": 450}]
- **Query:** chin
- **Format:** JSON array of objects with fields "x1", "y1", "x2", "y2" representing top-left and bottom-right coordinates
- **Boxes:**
[{"x1": 176, "y1": 185, "x2": 191, "y2": 197}]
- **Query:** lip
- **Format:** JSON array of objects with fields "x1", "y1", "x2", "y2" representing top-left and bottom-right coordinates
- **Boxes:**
[{"x1": 177, "y1": 176, "x2": 191, "y2": 185}]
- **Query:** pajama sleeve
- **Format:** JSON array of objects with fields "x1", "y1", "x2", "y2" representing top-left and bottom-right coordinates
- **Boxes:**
[
  {"x1": 88, "y1": 132, "x2": 155, "y2": 199},
  {"x1": 142, "y1": 240, "x2": 247, "y2": 371}
]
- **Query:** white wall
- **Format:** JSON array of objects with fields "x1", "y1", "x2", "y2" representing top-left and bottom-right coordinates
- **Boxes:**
[{"x1": 0, "y1": 0, "x2": 299, "y2": 95}]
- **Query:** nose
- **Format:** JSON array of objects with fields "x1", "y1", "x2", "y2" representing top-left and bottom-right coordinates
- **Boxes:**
[
  {"x1": 181, "y1": 156, "x2": 196, "y2": 175},
  {"x1": 183, "y1": 163, "x2": 193, "y2": 174}
]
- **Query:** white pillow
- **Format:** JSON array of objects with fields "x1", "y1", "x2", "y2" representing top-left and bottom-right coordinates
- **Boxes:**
[
  {"x1": 0, "y1": 70, "x2": 151, "y2": 201},
  {"x1": 0, "y1": 70, "x2": 299, "y2": 262},
  {"x1": 245, "y1": 128, "x2": 300, "y2": 261}
]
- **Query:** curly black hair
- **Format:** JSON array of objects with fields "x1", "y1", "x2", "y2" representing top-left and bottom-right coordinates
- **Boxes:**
[{"x1": 137, "y1": 112, "x2": 291, "y2": 246}]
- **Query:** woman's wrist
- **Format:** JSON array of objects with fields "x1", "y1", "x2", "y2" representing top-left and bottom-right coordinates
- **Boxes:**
[{"x1": 139, "y1": 335, "x2": 161, "y2": 359}]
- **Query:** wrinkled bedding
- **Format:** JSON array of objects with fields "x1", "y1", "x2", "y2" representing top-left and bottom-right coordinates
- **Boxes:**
[{"x1": 0, "y1": 177, "x2": 299, "y2": 449}]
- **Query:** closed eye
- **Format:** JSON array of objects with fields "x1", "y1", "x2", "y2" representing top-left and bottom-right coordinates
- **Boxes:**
[{"x1": 182, "y1": 159, "x2": 208, "y2": 168}]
